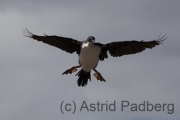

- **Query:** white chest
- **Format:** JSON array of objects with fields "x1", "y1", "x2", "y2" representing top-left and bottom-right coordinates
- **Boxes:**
[{"x1": 79, "y1": 42, "x2": 101, "y2": 72}]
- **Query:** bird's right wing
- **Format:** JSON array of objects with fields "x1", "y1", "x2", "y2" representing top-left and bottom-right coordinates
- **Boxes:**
[{"x1": 23, "y1": 29, "x2": 82, "y2": 54}]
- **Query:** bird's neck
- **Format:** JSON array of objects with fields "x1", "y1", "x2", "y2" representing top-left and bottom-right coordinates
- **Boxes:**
[{"x1": 88, "y1": 42, "x2": 95, "y2": 47}]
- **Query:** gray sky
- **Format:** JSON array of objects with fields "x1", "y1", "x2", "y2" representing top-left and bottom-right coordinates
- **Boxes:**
[{"x1": 0, "y1": 0, "x2": 180, "y2": 120}]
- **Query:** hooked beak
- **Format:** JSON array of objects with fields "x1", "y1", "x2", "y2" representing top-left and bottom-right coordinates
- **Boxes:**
[{"x1": 91, "y1": 39, "x2": 95, "y2": 43}]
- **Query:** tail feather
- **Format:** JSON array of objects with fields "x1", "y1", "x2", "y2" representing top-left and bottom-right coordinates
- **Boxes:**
[{"x1": 76, "y1": 69, "x2": 91, "y2": 87}]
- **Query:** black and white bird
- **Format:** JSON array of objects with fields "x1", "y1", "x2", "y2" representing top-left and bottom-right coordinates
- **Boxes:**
[{"x1": 23, "y1": 29, "x2": 167, "y2": 87}]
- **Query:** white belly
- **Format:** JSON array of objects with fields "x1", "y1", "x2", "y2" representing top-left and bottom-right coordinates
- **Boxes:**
[{"x1": 79, "y1": 42, "x2": 101, "y2": 72}]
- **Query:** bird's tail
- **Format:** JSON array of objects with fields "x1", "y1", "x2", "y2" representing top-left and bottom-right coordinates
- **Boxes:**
[{"x1": 76, "y1": 69, "x2": 91, "y2": 87}]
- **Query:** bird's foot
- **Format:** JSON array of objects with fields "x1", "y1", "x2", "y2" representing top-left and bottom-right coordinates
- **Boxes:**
[
  {"x1": 93, "y1": 72, "x2": 106, "y2": 82},
  {"x1": 62, "y1": 67, "x2": 77, "y2": 75}
]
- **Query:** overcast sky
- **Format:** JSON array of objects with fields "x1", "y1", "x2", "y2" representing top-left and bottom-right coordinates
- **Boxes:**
[{"x1": 0, "y1": 0, "x2": 180, "y2": 120}]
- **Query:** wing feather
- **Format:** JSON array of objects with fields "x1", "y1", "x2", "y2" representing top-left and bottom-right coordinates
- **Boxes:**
[
  {"x1": 23, "y1": 29, "x2": 82, "y2": 54},
  {"x1": 99, "y1": 35, "x2": 167, "y2": 60}
]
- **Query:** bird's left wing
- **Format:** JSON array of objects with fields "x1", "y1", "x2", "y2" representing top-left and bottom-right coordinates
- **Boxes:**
[
  {"x1": 99, "y1": 35, "x2": 167, "y2": 61},
  {"x1": 23, "y1": 29, "x2": 82, "y2": 54}
]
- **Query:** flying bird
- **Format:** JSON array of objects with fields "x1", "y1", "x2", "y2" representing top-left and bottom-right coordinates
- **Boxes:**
[{"x1": 23, "y1": 29, "x2": 167, "y2": 87}]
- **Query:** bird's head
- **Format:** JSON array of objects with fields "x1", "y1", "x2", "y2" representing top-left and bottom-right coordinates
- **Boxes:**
[{"x1": 87, "y1": 36, "x2": 95, "y2": 43}]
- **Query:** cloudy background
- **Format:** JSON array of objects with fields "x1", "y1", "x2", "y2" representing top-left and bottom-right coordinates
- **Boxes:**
[{"x1": 0, "y1": 0, "x2": 180, "y2": 120}]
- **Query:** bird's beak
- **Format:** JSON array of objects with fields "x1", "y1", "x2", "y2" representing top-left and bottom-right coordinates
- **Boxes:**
[{"x1": 91, "y1": 39, "x2": 95, "y2": 43}]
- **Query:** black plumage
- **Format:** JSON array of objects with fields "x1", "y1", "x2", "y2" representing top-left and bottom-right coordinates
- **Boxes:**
[
  {"x1": 23, "y1": 29, "x2": 82, "y2": 54},
  {"x1": 99, "y1": 35, "x2": 167, "y2": 60}
]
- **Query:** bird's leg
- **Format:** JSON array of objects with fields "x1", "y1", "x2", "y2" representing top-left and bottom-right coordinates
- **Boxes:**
[
  {"x1": 93, "y1": 68, "x2": 106, "y2": 82},
  {"x1": 62, "y1": 65, "x2": 81, "y2": 75}
]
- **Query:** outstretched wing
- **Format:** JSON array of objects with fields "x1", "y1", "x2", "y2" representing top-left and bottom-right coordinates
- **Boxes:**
[
  {"x1": 99, "y1": 35, "x2": 167, "y2": 61},
  {"x1": 23, "y1": 29, "x2": 82, "y2": 54}
]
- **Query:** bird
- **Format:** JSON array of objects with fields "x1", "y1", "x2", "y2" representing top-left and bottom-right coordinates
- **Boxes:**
[{"x1": 23, "y1": 29, "x2": 167, "y2": 87}]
